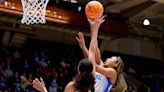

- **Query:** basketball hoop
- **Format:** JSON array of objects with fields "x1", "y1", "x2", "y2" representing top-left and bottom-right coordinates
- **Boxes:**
[{"x1": 21, "y1": 0, "x2": 49, "y2": 25}]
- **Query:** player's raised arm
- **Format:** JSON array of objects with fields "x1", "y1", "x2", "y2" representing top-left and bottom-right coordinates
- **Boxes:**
[{"x1": 76, "y1": 32, "x2": 89, "y2": 59}]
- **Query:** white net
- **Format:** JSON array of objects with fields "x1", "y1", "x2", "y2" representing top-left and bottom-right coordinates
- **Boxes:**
[{"x1": 21, "y1": 0, "x2": 49, "y2": 25}]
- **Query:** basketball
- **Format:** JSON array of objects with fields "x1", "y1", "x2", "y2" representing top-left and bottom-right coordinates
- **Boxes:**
[{"x1": 85, "y1": 1, "x2": 104, "y2": 21}]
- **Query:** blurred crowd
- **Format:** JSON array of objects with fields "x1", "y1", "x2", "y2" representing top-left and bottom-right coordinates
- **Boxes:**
[
  {"x1": 0, "y1": 39, "x2": 83, "y2": 92},
  {"x1": 0, "y1": 39, "x2": 163, "y2": 92}
]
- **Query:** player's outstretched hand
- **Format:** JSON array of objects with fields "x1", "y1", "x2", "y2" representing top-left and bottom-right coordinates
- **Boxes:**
[{"x1": 33, "y1": 77, "x2": 48, "y2": 92}]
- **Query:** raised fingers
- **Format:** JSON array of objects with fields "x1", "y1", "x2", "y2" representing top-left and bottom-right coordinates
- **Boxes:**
[
  {"x1": 40, "y1": 77, "x2": 45, "y2": 85},
  {"x1": 96, "y1": 15, "x2": 105, "y2": 23}
]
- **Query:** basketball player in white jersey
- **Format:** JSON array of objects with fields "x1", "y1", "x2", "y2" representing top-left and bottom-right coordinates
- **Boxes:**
[{"x1": 76, "y1": 15, "x2": 127, "y2": 92}]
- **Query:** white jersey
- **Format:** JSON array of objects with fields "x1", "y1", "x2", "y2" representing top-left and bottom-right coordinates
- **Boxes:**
[{"x1": 94, "y1": 72, "x2": 113, "y2": 92}]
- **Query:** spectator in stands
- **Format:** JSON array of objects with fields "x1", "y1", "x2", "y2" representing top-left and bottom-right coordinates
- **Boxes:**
[
  {"x1": 127, "y1": 85, "x2": 135, "y2": 92},
  {"x1": 13, "y1": 71, "x2": 21, "y2": 92},
  {"x1": 0, "y1": 62, "x2": 6, "y2": 77},
  {"x1": 48, "y1": 79, "x2": 58, "y2": 92},
  {"x1": 152, "y1": 80, "x2": 161, "y2": 92},
  {"x1": 0, "y1": 76, "x2": 8, "y2": 91},
  {"x1": 13, "y1": 47, "x2": 20, "y2": 59}
]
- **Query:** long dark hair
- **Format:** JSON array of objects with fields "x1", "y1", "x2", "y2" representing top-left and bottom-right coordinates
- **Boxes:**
[{"x1": 73, "y1": 59, "x2": 95, "y2": 92}]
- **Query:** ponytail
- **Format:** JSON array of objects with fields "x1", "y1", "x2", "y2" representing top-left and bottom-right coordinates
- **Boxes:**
[
  {"x1": 73, "y1": 72, "x2": 95, "y2": 92},
  {"x1": 110, "y1": 74, "x2": 127, "y2": 92},
  {"x1": 110, "y1": 57, "x2": 127, "y2": 92}
]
